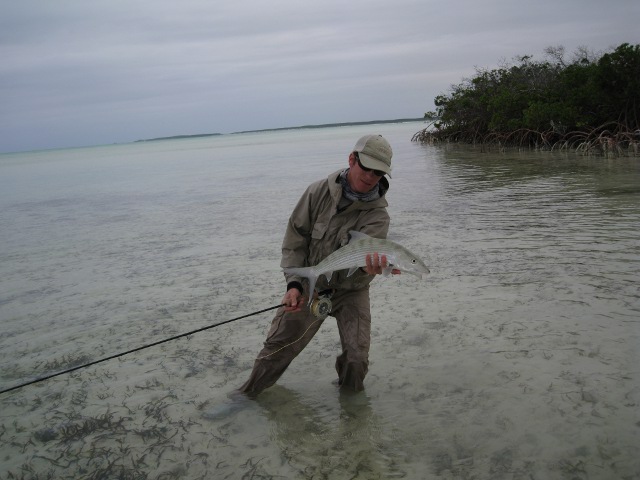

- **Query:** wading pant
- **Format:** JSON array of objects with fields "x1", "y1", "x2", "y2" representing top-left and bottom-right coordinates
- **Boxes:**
[{"x1": 239, "y1": 287, "x2": 371, "y2": 396}]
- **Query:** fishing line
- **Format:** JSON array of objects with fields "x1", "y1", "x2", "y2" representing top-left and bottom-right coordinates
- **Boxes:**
[
  {"x1": 256, "y1": 292, "x2": 332, "y2": 359},
  {"x1": 257, "y1": 318, "x2": 322, "y2": 360},
  {"x1": 0, "y1": 303, "x2": 285, "y2": 396}
]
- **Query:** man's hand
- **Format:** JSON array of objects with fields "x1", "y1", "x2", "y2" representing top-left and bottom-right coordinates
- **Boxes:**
[
  {"x1": 282, "y1": 287, "x2": 304, "y2": 312},
  {"x1": 364, "y1": 253, "x2": 402, "y2": 276}
]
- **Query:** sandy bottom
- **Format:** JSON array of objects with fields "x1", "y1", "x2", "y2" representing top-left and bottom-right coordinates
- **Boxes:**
[{"x1": 1, "y1": 231, "x2": 638, "y2": 479}]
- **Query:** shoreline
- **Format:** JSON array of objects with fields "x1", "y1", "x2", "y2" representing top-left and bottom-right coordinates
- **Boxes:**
[{"x1": 135, "y1": 117, "x2": 425, "y2": 143}]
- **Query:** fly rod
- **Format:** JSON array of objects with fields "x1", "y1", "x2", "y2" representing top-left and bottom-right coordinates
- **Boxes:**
[{"x1": 0, "y1": 303, "x2": 285, "y2": 396}]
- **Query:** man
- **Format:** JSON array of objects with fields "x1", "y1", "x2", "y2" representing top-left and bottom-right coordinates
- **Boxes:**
[{"x1": 239, "y1": 134, "x2": 397, "y2": 397}]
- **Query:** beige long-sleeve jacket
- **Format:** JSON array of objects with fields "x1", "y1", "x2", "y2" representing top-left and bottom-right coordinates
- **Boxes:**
[{"x1": 281, "y1": 169, "x2": 390, "y2": 294}]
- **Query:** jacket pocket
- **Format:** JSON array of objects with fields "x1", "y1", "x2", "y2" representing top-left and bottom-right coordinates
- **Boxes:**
[{"x1": 311, "y1": 221, "x2": 328, "y2": 240}]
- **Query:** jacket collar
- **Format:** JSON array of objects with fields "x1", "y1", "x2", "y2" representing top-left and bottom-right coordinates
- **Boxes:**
[{"x1": 328, "y1": 169, "x2": 389, "y2": 209}]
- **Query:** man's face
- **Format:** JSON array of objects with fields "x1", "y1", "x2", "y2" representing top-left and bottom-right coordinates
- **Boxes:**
[{"x1": 348, "y1": 153, "x2": 383, "y2": 193}]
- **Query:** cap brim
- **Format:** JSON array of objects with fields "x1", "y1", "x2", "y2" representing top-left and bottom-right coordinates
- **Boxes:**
[{"x1": 359, "y1": 153, "x2": 392, "y2": 178}]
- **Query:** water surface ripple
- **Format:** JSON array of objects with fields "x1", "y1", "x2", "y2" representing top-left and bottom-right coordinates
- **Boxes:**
[{"x1": 1, "y1": 124, "x2": 638, "y2": 479}]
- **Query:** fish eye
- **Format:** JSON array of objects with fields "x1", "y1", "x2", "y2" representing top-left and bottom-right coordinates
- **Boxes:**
[{"x1": 411, "y1": 259, "x2": 417, "y2": 264}]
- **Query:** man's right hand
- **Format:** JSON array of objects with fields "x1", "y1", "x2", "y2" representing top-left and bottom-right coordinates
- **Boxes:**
[
  {"x1": 364, "y1": 253, "x2": 402, "y2": 276},
  {"x1": 282, "y1": 287, "x2": 304, "y2": 312}
]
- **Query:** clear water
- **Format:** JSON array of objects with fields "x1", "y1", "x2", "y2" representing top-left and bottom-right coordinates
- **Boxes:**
[{"x1": 1, "y1": 123, "x2": 638, "y2": 478}]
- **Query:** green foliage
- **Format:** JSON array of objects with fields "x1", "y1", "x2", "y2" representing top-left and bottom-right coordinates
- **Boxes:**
[
  {"x1": 595, "y1": 43, "x2": 640, "y2": 126},
  {"x1": 415, "y1": 43, "x2": 640, "y2": 154}
]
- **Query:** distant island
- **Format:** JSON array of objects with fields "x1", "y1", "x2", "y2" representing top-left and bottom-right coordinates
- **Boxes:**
[
  {"x1": 230, "y1": 117, "x2": 425, "y2": 135},
  {"x1": 135, "y1": 118, "x2": 425, "y2": 143},
  {"x1": 135, "y1": 133, "x2": 223, "y2": 143}
]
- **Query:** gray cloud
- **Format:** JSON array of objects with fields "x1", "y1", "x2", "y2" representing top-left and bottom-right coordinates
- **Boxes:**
[{"x1": 1, "y1": 0, "x2": 637, "y2": 152}]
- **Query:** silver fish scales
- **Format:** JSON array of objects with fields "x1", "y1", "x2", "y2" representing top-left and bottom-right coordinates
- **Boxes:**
[{"x1": 283, "y1": 230, "x2": 430, "y2": 305}]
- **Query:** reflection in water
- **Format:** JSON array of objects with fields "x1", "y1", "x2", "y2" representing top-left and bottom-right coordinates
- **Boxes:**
[{"x1": 257, "y1": 385, "x2": 406, "y2": 479}]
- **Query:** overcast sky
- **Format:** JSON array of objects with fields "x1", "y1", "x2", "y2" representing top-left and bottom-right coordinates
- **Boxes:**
[{"x1": 1, "y1": 0, "x2": 637, "y2": 153}]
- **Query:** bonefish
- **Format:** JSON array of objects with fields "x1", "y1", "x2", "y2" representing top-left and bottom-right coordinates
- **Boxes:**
[{"x1": 284, "y1": 230, "x2": 430, "y2": 304}]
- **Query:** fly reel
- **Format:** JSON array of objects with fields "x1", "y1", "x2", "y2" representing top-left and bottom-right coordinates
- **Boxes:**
[{"x1": 310, "y1": 294, "x2": 332, "y2": 319}]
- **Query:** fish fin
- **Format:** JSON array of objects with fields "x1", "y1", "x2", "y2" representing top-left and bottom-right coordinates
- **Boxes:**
[
  {"x1": 347, "y1": 266, "x2": 360, "y2": 277},
  {"x1": 283, "y1": 267, "x2": 318, "y2": 305},
  {"x1": 283, "y1": 266, "x2": 313, "y2": 279},
  {"x1": 306, "y1": 277, "x2": 317, "y2": 305},
  {"x1": 348, "y1": 230, "x2": 373, "y2": 242},
  {"x1": 382, "y1": 266, "x2": 393, "y2": 277}
]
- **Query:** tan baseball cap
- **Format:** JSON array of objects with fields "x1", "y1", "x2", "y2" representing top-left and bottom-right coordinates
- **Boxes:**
[{"x1": 353, "y1": 134, "x2": 393, "y2": 177}]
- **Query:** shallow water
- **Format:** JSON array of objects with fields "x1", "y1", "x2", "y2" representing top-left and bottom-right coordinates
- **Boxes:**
[{"x1": 1, "y1": 123, "x2": 639, "y2": 479}]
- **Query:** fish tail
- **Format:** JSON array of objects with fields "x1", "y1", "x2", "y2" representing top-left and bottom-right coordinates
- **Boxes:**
[{"x1": 282, "y1": 267, "x2": 317, "y2": 305}]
